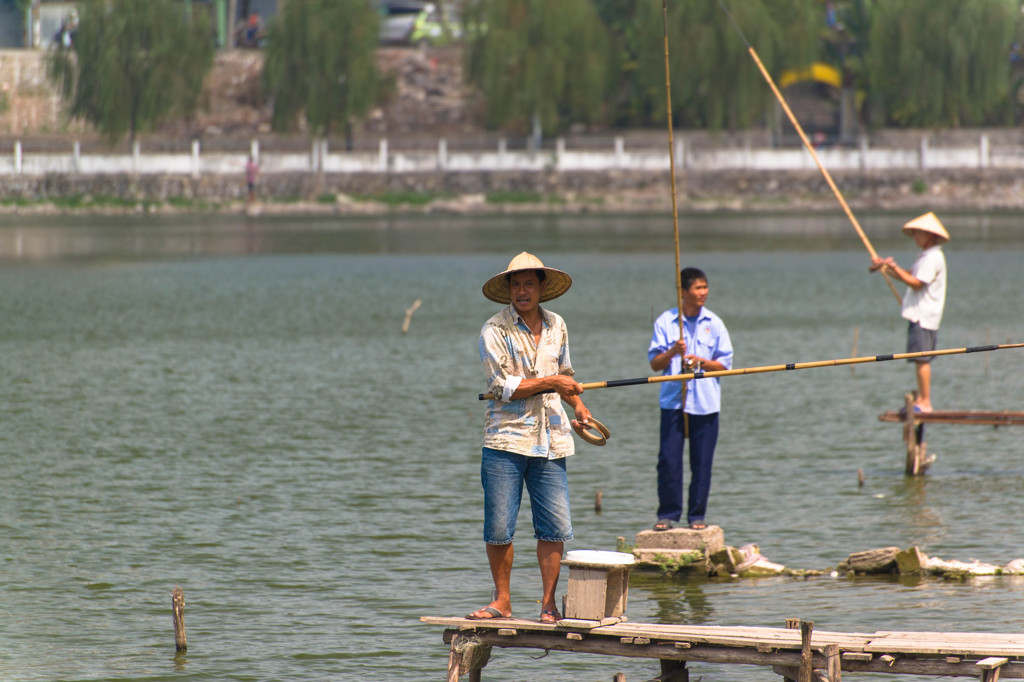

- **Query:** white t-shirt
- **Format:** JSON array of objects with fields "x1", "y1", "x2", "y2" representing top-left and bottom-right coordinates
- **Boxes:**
[{"x1": 901, "y1": 245, "x2": 946, "y2": 330}]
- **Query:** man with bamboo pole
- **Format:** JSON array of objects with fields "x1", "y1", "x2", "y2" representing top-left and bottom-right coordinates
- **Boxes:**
[
  {"x1": 648, "y1": 267, "x2": 733, "y2": 532},
  {"x1": 469, "y1": 252, "x2": 592, "y2": 623}
]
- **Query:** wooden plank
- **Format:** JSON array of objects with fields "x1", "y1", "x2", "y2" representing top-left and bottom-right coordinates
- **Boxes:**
[
  {"x1": 878, "y1": 410, "x2": 1024, "y2": 426},
  {"x1": 979, "y1": 657, "x2": 1011, "y2": 670},
  {"x1": 424, "y1": 618, "x2": 1024, "y2": 662}
]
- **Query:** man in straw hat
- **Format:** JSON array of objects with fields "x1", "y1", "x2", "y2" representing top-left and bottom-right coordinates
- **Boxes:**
[
  {"x1": 469, "y1": 252, "x2": 593, "y2": 623},
  {"x1": 871, "y1": 211, "x2": 949, "y2": 413}
]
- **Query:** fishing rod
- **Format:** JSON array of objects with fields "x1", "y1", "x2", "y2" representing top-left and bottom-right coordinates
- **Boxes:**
[
  {"x1": 714, "y1": 0, "x2": 903, "y2": 306},
  {"x1": 662, "y1": 0, "x2": 690, "y2": 436},
  {"x1": 477, "y1": 343, "x2": 1024, "y2": 400}
]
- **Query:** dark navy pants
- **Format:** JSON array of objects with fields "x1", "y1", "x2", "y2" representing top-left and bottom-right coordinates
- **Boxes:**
[{"x1": 656, "y1": 410, "x2": 719, "y2": 525}]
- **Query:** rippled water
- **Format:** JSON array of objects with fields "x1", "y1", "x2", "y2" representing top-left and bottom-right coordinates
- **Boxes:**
[{"x1": 0, "y1": 212, "x2": 1022, "y2": 681}]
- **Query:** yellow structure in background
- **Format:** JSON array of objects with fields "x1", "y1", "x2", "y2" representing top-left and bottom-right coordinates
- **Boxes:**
[{"x1": 779, "y1": 62, "x2": 842, "y2": 90}]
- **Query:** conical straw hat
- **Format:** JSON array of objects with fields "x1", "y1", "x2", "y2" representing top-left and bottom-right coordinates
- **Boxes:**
[
  {"x1": 482, "y1": 252, "x2": 573, "y2": 304},
  {"x1": 902, "y1": 212, "x2": 950, "y2": 244}
]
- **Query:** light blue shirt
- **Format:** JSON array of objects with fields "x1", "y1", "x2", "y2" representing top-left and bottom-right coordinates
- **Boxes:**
[{"x1": 648, "y1": 307, "x2": 733, "y2": 414}]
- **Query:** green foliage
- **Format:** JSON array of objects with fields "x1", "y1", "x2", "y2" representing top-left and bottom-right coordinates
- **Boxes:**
[
  {"x1": 263, "y1": 0, "x2": 381, "y2": 138},
  {"x1": 464, "y1": 0, "x2": 611, "y2": 135},
  {"x1": 354, "y1": 191, "x2": 445, "y2": 206},
  {"x1": 485, "y1": 190, "x2": 543, "y2": 203},
  {"x1": 863, "y1": 0, "x2": 1018, "y2": 127},
  {"x1": 47, "y1": 0, "x2": 214, "y2": 142},
  {"x1": 619, "y1": 0, "x2": 819, "y2": 130}
]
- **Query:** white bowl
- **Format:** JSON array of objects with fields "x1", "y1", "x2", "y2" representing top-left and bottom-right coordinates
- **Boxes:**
[{"x1": 564, "y1": 549, "x2": 635, "y2": 566}]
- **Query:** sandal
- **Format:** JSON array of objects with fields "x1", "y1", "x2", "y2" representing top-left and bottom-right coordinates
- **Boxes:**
[
  {"x1": 653, "y1": 519, "x2": 673, "y2": 531},
  {"x1": 689, "y1": 521, "x2": 707, "y2": 531},
  {"x1": 540, "y1": 609, "x2": 561, "y2": 624},
  {"x1": 466, "y1": 606, "x2": 509, "y2": 620}
]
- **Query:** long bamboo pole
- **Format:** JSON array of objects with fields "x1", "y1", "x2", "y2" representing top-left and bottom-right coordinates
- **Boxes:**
[
  {"x1": 662, "y1": 0, "x2": 688, "y2": 435},
  {"x1": 715, "y1": 0, "x2": 903, "y2": 305},
  {"x1": 477, "y1": 343, "x2": 1024, "y2": 400}
]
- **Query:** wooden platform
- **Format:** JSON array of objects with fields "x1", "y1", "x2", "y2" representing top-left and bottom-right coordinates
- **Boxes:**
[
  {"x1": 878, "y1": 409, "x2": 1024, "y2": 427},
  {"x1": 423, "y1": 616, "x2": 1024, "y2": 680},
  {"x1": 878, "y1": 393, "x2": 1024, "y2": 475}
]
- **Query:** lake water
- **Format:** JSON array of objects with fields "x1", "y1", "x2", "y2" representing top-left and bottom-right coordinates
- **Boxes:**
[{"x1": 0, "y1": 211, "x2": 1022, "y2": 681}]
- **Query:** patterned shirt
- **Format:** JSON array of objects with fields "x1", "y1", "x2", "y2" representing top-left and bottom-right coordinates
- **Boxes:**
[{"x1": 479, "y1": 304, "x2": 576, "y2": 459}]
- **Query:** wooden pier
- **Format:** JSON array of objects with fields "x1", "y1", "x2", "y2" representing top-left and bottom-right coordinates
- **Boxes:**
[
  {"x1": 878, "y1": 393, "x2": 1024, "y2": 475},
  {"x1": 422, "y1": 616, "x2": 1024, "y2": 681}
]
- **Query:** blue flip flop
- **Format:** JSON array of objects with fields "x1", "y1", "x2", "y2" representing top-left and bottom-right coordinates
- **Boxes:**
[{"x1": 466, "y1": 606, "x2": 507, "y2": 620}]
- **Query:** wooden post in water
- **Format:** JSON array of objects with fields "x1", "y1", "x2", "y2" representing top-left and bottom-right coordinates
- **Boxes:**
[
  {"x1": 776, "y1": 619, "x2": 801, "y2": 681},
  {"x1": 799, "y1": 620, "x2": 814, "y2": 682},
  {"x1": 825, "y1": 643, "x2": 841, "y2": 681},
  {"x1": 595, "y1": 489, "x2": 603, "y2": 513},
  {"x1": 659, "y1": 657, "x2": 689, "y2": 681},
  {"x1": 172, "y1": 586, "x2": 187, "y2": 652},
  {"x1": 902, "y1": 392, "x2": 933, "y2": 475}
]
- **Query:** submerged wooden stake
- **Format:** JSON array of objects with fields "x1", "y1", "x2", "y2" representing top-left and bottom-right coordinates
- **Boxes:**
[
  {"x1": 402, "y1": 298, "x2": 422, "y2": 334},
  {"x1": 172, "y1": 585, "x2": 187, "y2": 652}
]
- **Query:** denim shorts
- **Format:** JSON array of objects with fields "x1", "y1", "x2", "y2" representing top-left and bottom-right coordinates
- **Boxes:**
[
  {"x1": 481, "y1": 447, "x2": 573, "y2": 545},
  {"x1": 907, "y1": 321, "x2": 937, "y2": 363}
]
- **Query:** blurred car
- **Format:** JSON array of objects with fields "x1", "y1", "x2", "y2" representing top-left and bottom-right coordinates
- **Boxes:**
[
  {"x1": 409, "y1": 3, "x2": 463, "y2": 48},
  {"x1": 377, "y1": 0, "x2": 428, "y2": 45}
]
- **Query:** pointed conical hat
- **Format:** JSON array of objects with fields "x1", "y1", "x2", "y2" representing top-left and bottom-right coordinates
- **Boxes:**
[
  {"x1": 482, "y1": 252, "x2": 573, "y2": 304},
  {"x1": 902, "y1": 212, "x2": 950, "y2": 244}
]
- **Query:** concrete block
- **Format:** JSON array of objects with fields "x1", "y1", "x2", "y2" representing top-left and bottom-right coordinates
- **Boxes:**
[
  {"x1": 632, "y1": 548, "x2": 704, "y2": 566},
  {"x1": 896, "y1": 546, "x2": 928, "y2": 574},
  {"x1": 634, "y1": 525, "x2": 724, "y2": 554}
]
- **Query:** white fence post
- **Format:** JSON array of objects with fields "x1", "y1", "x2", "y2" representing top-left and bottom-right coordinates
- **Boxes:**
[
  {"x1": 498, "y1": 138, "x2": 506, "y2": 169},
  {"x1": 132, "y1": 140, "x2": 141, "y2": 174},
  {"x1": 14, "y1": 141, "x2": 21, "y2": 175},
  {"x1": 615, "y1": 136, "x2": 624, "y2": 168},
  {"x1": 919, "y1": 136, "x2": 928, "y2": 170},
  {"x1": 438, "y1": 138, "x2": 448, "y2": 170},
  {"x1": 73, "y1": 140, "x2": 81, "y2": 173},
  {"x1": 980, "y1": 134, "x2": 989, "y2": 170},
  {"x1": 379, "y1": 138, "x2": 388, "y2": 172},
  {"x1": 859, "y1": 135, "x2": 868, "y2": 171},
  {"x1": 250, "y1": 138, "x2": 260, "y2": 162},
  {"x1": 675, "y1": 139, "x2": 684, "y2": 170},
  {"x1": 556, "y1": 137, "x2": 565, "y2": 171},
  {"x1": 191, "y1": 139, "x2": 200, "y2": 178}
]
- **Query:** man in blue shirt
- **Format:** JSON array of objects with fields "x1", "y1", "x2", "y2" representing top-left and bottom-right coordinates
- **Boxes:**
[{"x1": 648, "y1": 267, "x2": 733, "y2": 531}]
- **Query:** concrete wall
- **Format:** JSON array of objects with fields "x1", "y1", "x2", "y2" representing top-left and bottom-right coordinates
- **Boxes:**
[{"x1": 0, "y1": 134, "x2": 1021, "y2": 179}]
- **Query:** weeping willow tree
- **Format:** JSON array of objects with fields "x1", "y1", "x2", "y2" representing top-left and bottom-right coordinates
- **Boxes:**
[
  {"x1": 863, "y1": 0, "x2": 1018, "y2": 127},
  {"x1": 47, "y1": 0, "x2": 213, "y2": 142},
  {"x1": 463, "y1": 0, "x2": 611, "y2": 138},
  {"x1": 617, "y1": 0, "x2": 819, "y2": 130},
  {"x1": 262, "y1": 0, "x2": 380, "y2": 143}
]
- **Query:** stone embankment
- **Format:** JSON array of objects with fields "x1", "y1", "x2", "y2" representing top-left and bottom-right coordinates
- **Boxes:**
[{"x1": 4, "y1": 167, "x2": 1024, "y2": 216}]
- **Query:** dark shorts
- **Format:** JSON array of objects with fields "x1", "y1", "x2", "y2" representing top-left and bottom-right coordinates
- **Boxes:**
[{"x1": 907, "y1": 321, "x2": 937, "y2": 363}]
